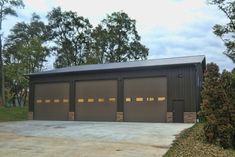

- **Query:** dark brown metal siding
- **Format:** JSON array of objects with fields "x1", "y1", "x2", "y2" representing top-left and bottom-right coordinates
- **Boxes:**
[
  {"x1": 75, "y1": 80, "x2": 117, "y2": 121},
  {"x1": 167, "y1": 66, "x2": 196, "y2": 112},
  {"x1": 34, "y1": 83, "x2": 69, "y2": 120},
  {"x1": 124, "y1": 77, "x2": 167, "y2": 122},
  {"x1": 195, "y1": 64, "x2": 203, "y2": 112}
]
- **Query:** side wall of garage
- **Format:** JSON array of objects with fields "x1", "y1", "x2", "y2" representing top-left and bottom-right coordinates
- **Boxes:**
[{"x1": 28, "y1": 64, "x2": 200, "y2": 122}]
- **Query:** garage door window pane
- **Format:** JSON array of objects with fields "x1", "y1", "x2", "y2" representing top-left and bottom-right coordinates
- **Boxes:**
[
  {"x1": 88, "y1": 98, "x2": 94, "y2": 102},
  {"x1": 45, "y1": 99, "x2": 51, "y2": 103},
  {"x1": 146, "y1": 97, "x2": 155, "y2": 101},
  {"x1": 63, "y1": 99, "x2": 69, "y2": 103},
  {"x1": 36, "y1": 99, "x2": 42, "y2": 103},
  {"x1": 136, "y1": 97, "x2": 143, "y2": 102},
  {"x1": 126, "y1": 98, "x2": 131, "y2": 102},
  {"x1": 109, "y1": 98, "x2": 116, "y2": 102},
  {"x1": 158, "y1": 97, "x2": 166, "y2": 101},
  {"x1": 78, "y1": 99, "x2": 84, "y2": 103},
  {"x1": 53, "y1": 99, "x2": 60, "y2": 103},
  {"x1": 98, "y1": 98, "x2": 105, "y2": 102}
]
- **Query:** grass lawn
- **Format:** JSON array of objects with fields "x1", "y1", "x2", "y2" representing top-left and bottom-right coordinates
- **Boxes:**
[
  {"x1": 164, "y1": 123, "x2": 235, "y2": 157},
  {"x1": 0, "y1": 107, "x2": 28, "y2": 122}
]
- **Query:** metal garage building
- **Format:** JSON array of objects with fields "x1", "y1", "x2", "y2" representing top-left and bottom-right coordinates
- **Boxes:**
[{"x1": 28, "y1": 55, "x2": 206, "y2": 123}]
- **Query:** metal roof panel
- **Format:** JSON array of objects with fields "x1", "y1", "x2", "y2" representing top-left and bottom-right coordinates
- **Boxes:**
[{"x1": 28, "y1": 55, "x2": 206, "y2": 76}]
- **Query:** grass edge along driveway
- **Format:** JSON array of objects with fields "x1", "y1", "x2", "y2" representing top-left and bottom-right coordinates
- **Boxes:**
[{"x1": 0, "y1": 107, "x2": 27, "y2": 122}]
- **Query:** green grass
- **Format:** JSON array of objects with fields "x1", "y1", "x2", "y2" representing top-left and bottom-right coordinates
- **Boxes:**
[
  {"x1": 0, "y1": 106, "x2": 28, "y2": 122},
  {"x1": 164, "y1": 123, "x2": 235, "y2": 157}
]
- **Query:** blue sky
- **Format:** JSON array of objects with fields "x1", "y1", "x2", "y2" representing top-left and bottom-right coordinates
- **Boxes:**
[{"x1": 3, "y1": 0, "x2": 235, "y2": 71}]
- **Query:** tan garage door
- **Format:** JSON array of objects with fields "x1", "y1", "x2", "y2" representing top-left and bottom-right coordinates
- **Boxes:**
[
  {"x1": 75, "y1": 80, "x2": 117, "y2": 121},
  {"x1": 124, "y1": 77, "x2": 167, "y2": 122},
  {"x1": 34, "y1": 83, "x2": 69, "y2": 120}
]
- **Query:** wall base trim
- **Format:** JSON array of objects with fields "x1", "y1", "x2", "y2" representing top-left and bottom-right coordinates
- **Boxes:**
[
  {"x1": 184, "y1": 112, "x2": 196, "y2": 123},
  {"x1": 69, "y1": 112, "x2": 75, "y2": 121},
  {"x1": 28, "y1": 112, "x2": 33, "y2": 120},
  {"x1": 166, "y1": 112, "x2": 173, "y2": 122},
  {"x1": 116, "y1": 112, "x2": 124, "y2": 122}
]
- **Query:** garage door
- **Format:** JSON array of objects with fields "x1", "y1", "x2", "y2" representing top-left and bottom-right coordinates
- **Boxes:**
[
  {"x1": 124, "y1": 77, "x2": 167, "y2": 122},
  {"x1": 75, "y1": 80, "x2": 117, "y2": 121},
  {"x1": 34, "y1": 83, "x2": 69, "y2": 120}
]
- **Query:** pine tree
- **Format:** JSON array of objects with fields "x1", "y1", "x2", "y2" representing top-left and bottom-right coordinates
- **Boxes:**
[
  {"x1": 200, "y1": 63, "x2": 221, "y2": 144},
  {"x1": 200, "y1": 63, "x2": 235, "y2": 148}
]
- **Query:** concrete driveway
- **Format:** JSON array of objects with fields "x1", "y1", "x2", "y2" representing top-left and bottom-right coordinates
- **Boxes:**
[{"x1": 0, "y1": 121, "x2": 192, "y2": 157}]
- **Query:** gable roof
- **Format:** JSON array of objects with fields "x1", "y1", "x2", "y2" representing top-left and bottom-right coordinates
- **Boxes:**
[{"x1": 29, "y1": 55, "x2": 206, "y2": 76}]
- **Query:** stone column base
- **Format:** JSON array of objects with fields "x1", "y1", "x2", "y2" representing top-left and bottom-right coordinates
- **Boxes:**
[
  {"x1": 28, "y1": 112, "x2": 33, "y2": 120},
  {"x1": 166, "y1": 112, "x2": 173, "y2": 122},
  {"x1": 116, "y1": 112, "x2": 124, "y2": 122},
  {"x1": 184, "y1": 112, "x2": 196, "y2": 123},
  {"x1": 69, "y1": 112, "x2": 74, "y2": 121}
]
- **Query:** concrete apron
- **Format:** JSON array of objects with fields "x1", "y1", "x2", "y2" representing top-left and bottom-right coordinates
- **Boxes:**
[{"x1": 0, "y1": 121, "x2": 193, "y2": 157}]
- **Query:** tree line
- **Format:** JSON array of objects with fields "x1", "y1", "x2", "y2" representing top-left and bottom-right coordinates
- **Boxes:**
[{"x1": 0, "y1": 0, "x2": 148, "y2": 107}]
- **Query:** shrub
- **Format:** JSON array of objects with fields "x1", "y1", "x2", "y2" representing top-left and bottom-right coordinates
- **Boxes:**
[{"x1": 199, "y1": 63, "x2": 235, "y2": 149}]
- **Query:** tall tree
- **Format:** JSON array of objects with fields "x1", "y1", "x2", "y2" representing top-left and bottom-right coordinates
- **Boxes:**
[
  {"x1": 3, "y1": 13, "x2": 49, "y2": 106},
  {"x1": 47, "y1": 7, "x2": 93, "y2": 68},
  {"x1": 0, "y1": 0, "x2": 24, "y2": 106},
  {"x1": 209, "y1": 0, "x2": 235, "y2": 63},
  {"x1": 200, "y1": 63, "x2": 235, "y2": 148},
  {"x1": 91, "y1": 11, "x2": 149, "y2": 64}
]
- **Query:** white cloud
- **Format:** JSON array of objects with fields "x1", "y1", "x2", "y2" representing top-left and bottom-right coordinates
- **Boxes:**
[
  {"x1": 24, "y1": 0, "x2": 52, "y2": 11},
  {"x1": 46, "y1": 0, "x2": 213, "y2": 33}
]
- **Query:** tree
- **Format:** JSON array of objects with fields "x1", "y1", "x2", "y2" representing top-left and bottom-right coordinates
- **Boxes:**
[
  {"x1": 209, "y1": 0, "x2": 235, "y2": 63},
  {"x1": 3, "y1": 13, "x2": 49, "y2": 106},
  {"x1": 217, "y1": 70, "x2": 235, "y2": 148},
  {"x1": 199, "y1": 63, "x2": 221, "y2": 142},
  {"x1": 47, "y1": 7, "x2": 93, "y2": 68},
  {"x1": 199, "y1": 63, "x2": 235, "y2": 148},
  {"x1": 89, "y1": 25, "x2": 107, "y2": 64},
  {"x1": 91, "y1": 11, "x2": 149, "y2": 63},
  {"x1": 0, "y1": 0, "x2": 24, "y2": 106}
]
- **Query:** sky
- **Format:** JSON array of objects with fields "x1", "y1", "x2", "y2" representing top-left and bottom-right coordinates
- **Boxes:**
[{"x1": 3, "y1": 0, "x2": 235, "y2": 71}]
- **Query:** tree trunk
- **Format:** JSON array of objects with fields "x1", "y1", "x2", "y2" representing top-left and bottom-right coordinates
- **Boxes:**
[
  {"x1": 23, "y1": 89, "x2": 28, "y2": 107},
  {"x1": 17, "y1": 91, "x2": 23, "y2": 107},
  {"x1": 0, "y1": 35, "x2": 5, "y2": 106}
]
